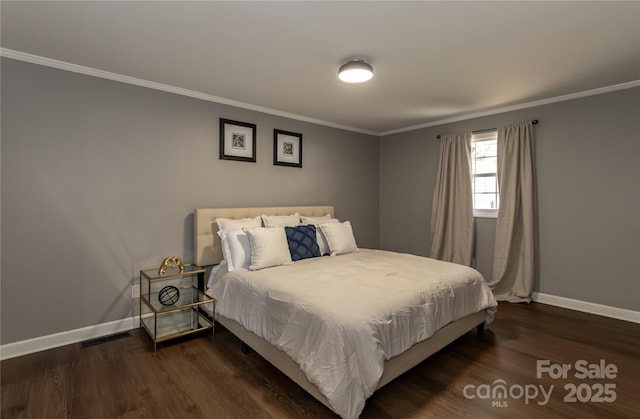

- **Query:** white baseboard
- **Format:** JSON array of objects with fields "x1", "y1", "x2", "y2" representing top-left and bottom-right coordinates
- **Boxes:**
[
  {"x1": 532, "y1": 292, "x2": 640, "y2": 324},
  {"x1": 2, "y1": 293, "x2": 638, "y2": 361},
  {"x1": 0, "y1": 316, "x2": 140, "y2": 361}
]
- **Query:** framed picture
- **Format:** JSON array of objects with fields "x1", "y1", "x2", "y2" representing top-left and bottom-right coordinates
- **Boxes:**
[
  {"x1": 273, "y1": 129, "x2": 302, "y2": 168},
  {"x1": 220, "y1": 118, "x2": 257, "y2": 162}
]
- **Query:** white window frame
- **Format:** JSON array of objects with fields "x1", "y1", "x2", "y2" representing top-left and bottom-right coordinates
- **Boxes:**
[{"x1": 471, "y1": 130, "x2": 499, "y2": 218}]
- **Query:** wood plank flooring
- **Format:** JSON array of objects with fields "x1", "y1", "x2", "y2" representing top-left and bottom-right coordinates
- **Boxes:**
[{"x1": 2, "y1": 302, "x2": 639, "y2": 418}]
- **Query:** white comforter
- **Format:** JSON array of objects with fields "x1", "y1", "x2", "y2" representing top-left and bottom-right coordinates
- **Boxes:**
[{"x1": 207, "y1": 249, "x2": 497, "y2": 419}]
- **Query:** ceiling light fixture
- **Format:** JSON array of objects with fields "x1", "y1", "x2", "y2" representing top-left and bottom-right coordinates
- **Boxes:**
[{"x1": 338, "y1": 59, "x2": 373, "y2": 83}]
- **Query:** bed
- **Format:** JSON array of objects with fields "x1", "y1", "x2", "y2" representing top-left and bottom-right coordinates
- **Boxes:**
[{"x1": 194, "y1": 206, "x2": 497, "y2": 419}]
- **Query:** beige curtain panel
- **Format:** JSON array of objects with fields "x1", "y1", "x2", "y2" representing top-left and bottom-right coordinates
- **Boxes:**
[
  {"x1": 490, "y1": 121, "x2": 535, "y2": 302},
  {"x1": 430, "y1": 133, "x2": 474, "y2": 266}
]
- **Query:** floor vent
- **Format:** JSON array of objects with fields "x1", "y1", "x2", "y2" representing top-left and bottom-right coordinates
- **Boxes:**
[{"x1": 80, "y1": 331, "x2": 132, "y2": 348}]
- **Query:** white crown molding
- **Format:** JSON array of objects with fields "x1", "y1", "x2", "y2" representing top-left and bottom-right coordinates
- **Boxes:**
[
  {"x1": 380, "y1": 80, "x2": 640, "y2": 136},
  {"x1": 2, "y1": 48, "x2": 639, "y2": 138},
  {"x1": 0, "y1": 48, "x2": 378, "y2": 137},
  {"x1": 0, "y1": 316, "x2": 139, "y2": 361},
  {"x1": 532, "y1": 292, "x2": 640, "y2": 324}
]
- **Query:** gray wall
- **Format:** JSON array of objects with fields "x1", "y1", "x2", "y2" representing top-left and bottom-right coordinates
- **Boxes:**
[
  {"x1": 2, "y1": 56, "x2": 638, "y2": 346},
  {"x1": 380, "y1": 87, "x2": 640, "y2": 311},
  {"x1": 1, "y1": 58, "x2": 379, "y2": 344}
]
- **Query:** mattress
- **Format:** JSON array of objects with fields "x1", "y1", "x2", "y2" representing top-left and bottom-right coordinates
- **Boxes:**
[{"x1": 207, "y1": 249, "x2": 497, "y2": 419}]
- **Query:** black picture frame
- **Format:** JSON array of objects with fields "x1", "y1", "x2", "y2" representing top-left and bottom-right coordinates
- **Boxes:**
[
  {"x1": 219, "y1": 118, "x2": 257, "y2": 162},
  {"x1": 273, "y1": 129, "x2": 302, "y2": 168}
]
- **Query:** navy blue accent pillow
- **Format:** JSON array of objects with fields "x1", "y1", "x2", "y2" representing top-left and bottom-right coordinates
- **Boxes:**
[{"x1": 285, "y1": 225, "x2": 321, "y2": 261}]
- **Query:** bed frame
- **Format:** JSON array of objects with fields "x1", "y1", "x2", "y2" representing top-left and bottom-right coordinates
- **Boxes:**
[{"x1": 194, "y1": 206, "x2": 486, "y2": 413}]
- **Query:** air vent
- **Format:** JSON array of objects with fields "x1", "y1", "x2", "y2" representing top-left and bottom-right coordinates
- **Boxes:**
[{"x1": 80, "y1": 331, "x2": 132, "y2": 348}]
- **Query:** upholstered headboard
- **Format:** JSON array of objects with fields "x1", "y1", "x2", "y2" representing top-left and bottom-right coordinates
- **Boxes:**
[{"x1": 194, "y1": 206, "x2": 335, "y2": 267}]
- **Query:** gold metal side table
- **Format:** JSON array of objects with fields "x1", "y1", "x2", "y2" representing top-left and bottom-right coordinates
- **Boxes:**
[{"x1": 139, "y1": 262, "x2": 214, "y2": 351}]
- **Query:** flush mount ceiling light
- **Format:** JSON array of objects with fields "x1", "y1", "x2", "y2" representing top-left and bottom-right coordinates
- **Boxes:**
[{"x1": 338, "y1": 59, "x2": 373, "y2": 83}]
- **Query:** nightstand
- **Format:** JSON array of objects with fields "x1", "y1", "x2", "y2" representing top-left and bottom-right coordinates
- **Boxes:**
[{"x1": 139, "y1": 262, "x2": 215, "y2": 351}]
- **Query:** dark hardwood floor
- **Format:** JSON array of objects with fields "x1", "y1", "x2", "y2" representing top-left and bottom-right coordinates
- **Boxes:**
[{"x1": 2, "y1": 302, "x2": 639, "y2": 418}]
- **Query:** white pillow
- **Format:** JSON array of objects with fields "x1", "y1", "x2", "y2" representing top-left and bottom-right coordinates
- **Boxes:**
[
  {"x1": 319, "y1": 221, "x2": 358, "y2": 256},
  {"x1": 215, "y1": 216, "x2": 262, "y2": 231},
  {"x1": 261, "y1": 213, "x2": 300, "y2": 227},
  {"x1": 217, "y1": 229, "x2": 251, "y2": 271},
  {"x1": 243, "y1": 227, "x2": 293, "y2": 270},
  {"x1": 316, "y1": 228, "x2": 331, "y2": 256},
  {"x1": 304, "y1": 218, "x2": 338, "y2": 256},
  {"x1": 300, "y1": 214, "x2": 333, "y2": 224}
]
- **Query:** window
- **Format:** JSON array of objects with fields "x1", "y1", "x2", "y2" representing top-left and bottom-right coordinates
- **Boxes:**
[{"x1": 471, "y1": 130, "x2": 499, "y2": 218}]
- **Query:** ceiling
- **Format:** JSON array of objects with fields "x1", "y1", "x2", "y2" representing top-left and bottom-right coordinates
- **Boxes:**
[{"x1": 2, "y1": 1, "x2": 639, "y2": 135}]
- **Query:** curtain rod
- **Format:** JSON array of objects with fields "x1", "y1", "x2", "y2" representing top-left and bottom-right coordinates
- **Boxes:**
[{"x1": 436, "y1": 119, "x2": 539, "y2": 139}]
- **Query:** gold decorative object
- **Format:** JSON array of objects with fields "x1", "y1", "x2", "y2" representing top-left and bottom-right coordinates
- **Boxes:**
[{"x1": 158, "y1": 256, "x2": 185, "y2": 276}]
